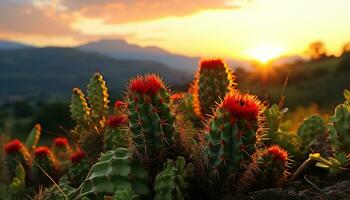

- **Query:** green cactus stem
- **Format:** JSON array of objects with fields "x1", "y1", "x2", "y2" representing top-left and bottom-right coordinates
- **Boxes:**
[
  {"x1": 240, "y1": 145, "x2": 289, "y2": 191},
  {"x1": 4, "y1": 139, "x2": 32, "y2": 183},
  {"x1": 192, "y1": 59, "x2": 236, "y2": 119},
  {"x1": 32, "y1": 146, "x2": 59, "y2": 186},
  {"x1": 126, "y1": 74, "x2": 176, "y2": 162},
  {"x1": 105, "y1": 115, "x2": 129, "y2": 150},
  {"x1": 79, "y1": 148, "x2": 149, "y2": 199},
  {"x1": 154, "y1": 156, "x2": 194, "y2": 200},
  {"x1": 205, "y1": 91, "x2": 264, "y2": 180},
  {"x1": 328, "y1": 104, "x2": 350, "y2": 154},
  {"x1": 67, "y1": 150, "x2": 90, "y2": 187}
]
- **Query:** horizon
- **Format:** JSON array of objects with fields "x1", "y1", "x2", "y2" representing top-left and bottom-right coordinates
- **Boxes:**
[{"x1": 1, "y1": 0, "x2": 350, "y2": 62}]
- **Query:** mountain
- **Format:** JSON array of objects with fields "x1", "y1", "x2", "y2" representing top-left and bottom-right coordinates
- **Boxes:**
[
  {"x1": 78, "y1": 39, "x2": 200, "y2": 72},
  {"x1": 0, "y1": 40, "x2": 33, "y2": 49},
  {"x1": 0, "y1": 47, "x2": 192, "y2": 101}
]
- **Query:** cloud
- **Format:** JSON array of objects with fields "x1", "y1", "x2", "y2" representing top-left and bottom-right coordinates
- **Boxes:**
[
  {"x1": 0, "y1": 2, "x2": 77, "y2": 36},
  {"x1": 60, "y1": 0, "x2": 237, "y2": 24},
  {"x1": 0, "y1": 0, "x2": 240, "y2": 44}
]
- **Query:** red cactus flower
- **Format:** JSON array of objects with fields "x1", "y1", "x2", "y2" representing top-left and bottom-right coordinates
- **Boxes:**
[
  {"x1": 53, "y1": 137, "x2": 69, "y2": 147},
  {"x1": 221, "y1": 92, "x2": 262, "y2": 122},
  {"x1": 129, "y1": 74, "x2": 163, "y2": 95},
  {"x1": 4, "y1": 139, "x2": 23, "y2": 154},
  {"x1": 267, "y1": 145, "x2": 288, "y2": 163},
  {"x1": 34, "y1": 146, "x2": 51, "y2": 157},
  {"x1": 107, "y1": 115, "x2": 127, "y2": 128},
  {"x1": 199, "y1": 59, "x2": 225, "y2": 71},
  {"x1": 70, "y1": 150, "x2": 86, "y2": 163},
  {"x1": 114, "y1": 100, "x2": 125, "y2": 108}
]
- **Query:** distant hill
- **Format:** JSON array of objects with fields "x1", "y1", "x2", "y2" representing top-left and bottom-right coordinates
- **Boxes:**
[
  {"x1": 0, "y1": 40, "x2": 33, "y2": 49},
  {"x1": 0, "y1": 47, "x2": 192, "y2": 101},
  {"x1": 78, "y1": 39, "x2": 200, "y2": 72}
]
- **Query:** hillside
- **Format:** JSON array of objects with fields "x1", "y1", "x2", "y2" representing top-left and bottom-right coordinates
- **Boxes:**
[
  {"x1": 0, "y1": 47, "x2": 192, "y2": 101},
  {"x1": 0, "y1": 40, "x2": 33, "y2": 49},
  {"x1": 78, "y1": 39, "x2": 199, "y2": 72},
  {"x1": 238, "y1": 57, "x2": 350, "y2": 109}
]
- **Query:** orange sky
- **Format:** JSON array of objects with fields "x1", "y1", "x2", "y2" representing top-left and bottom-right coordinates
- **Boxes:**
[{"x1": 1, "y1": 0, "x2": 350, "y2": 60}]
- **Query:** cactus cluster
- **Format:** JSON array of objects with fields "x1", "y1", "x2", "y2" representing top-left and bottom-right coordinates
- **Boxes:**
[{"x1": 2, "y1": 61, "x2": 350, "y2": 200}]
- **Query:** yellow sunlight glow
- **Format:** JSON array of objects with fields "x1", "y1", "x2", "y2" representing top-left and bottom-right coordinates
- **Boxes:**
[{"x1": 247, "y1": 45, "x2": 284, "y2": 63}]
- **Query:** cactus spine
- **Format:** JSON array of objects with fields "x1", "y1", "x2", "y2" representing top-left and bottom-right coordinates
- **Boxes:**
[
  {"x1": 205, "y1": 92, "x2": 264, "y2": 180},
  {"x1": 154, "y1": 156, "x2": 194, "y2": 200},
  {"x1": 32, "y1": 146, "x2": 59, "y2": 186},
  {"x1": 4, "y1": 139, "x2": 32, "y2": 183},
  {"x1": 127, "y1": 74, "x2": 176, "y2": 161},
  {"x1": 193, "y1": 59, "x2": 236, "y2": 119},
  {"x1": 79, "y1": 148, "x2": 149, "y2": 199}
]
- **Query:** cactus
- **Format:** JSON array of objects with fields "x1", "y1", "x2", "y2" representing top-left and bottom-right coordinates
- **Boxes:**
[
  {"x1": 126, "y1": 74, "x2": 176, "y2": 162},
  {"x1": 4, "y1": 139, "x2": 31, "y2": 183},
  {"x1": 105, "y1": 115, "x2": 129, "y2": 150},
  {"x1": 41, "y1": 176, "x2": 77, "y2": 200},
  {"x1": 25, "y1": 124, "x2": 41, "y2": 152},
  {"x1": 52, "y1": 137, "x2": 72, "y2": 165},
  {"x1": 32, "y1": 146, "x2": 59, "y2": 186},
  {"x1": 240, "y1": 145, "x2": 289, "y2": 190},
  {"x1": 205, "y1": 91, "x2": 264, "y2": 181},
  {"x1": 87, "y1": 72, "x2": 110, "y2": 130},
  {"x1": 192, "y1": 59, "x2": 236, "y2": 119},
  {"x1": 70, "y1": 88, "x2": 91, "y2": 137},
  {"x1": 70, "y1": 73, "x2": 110, "y2": 161},
  {"x1": 297, "y1": 115, "x2": 329, "y2": 154},
  {"x1": 79, "y1": 148, "x2": 149, "y2": 199},
  {"x1": 67, "y1": 150, "x2": 90, "y2": 187},
  {"x1": 154, "y1": 156, "x2": 194, "y2": 200},
  {"x1": 328, "y1": 104, "x2": 350, "y2": 154}
]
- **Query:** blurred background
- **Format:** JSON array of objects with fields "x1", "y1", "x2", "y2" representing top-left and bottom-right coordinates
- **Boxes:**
[{"x1": 0, "y1": 0, "x2": 349, "y2": 140}]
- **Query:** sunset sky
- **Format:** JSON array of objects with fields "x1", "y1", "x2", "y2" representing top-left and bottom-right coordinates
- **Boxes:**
[{"x1": 1, "y1": 0, "x2": 350, "y2": 60}]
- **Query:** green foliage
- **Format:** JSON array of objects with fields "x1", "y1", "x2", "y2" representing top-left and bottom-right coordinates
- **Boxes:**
[
  {"x1": 25, "y1": 124, "x2": 41, "y2": 152},
  {"x1": 154, "y1": 156, "x2": 194, "y2": 200},
  {"x1": 42, "y1": 176, "x2": 77, "y2": 200},
  {"x1": 297, "y1": 115, "x2": 326, "y2": 153},
  {"x1": 328, "y1": 104, "x2": 350, "y2": 153},
  {"x1": 79, "y1": 148, "x2": 149, "y2": 199},
  {"x1": 113, "y1": 188, "x2": 140, "y2": 200},
  {"x1": 9, "y1": 164, "x2": 26, "y2": 195},
  {"x1": 264, "y1": 104, "x2": 299, "y2": 158}
]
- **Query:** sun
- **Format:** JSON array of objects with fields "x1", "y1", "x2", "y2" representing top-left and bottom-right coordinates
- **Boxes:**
[{"x1": 247, "y1": 45, "x2": 284, "y2": 63}]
